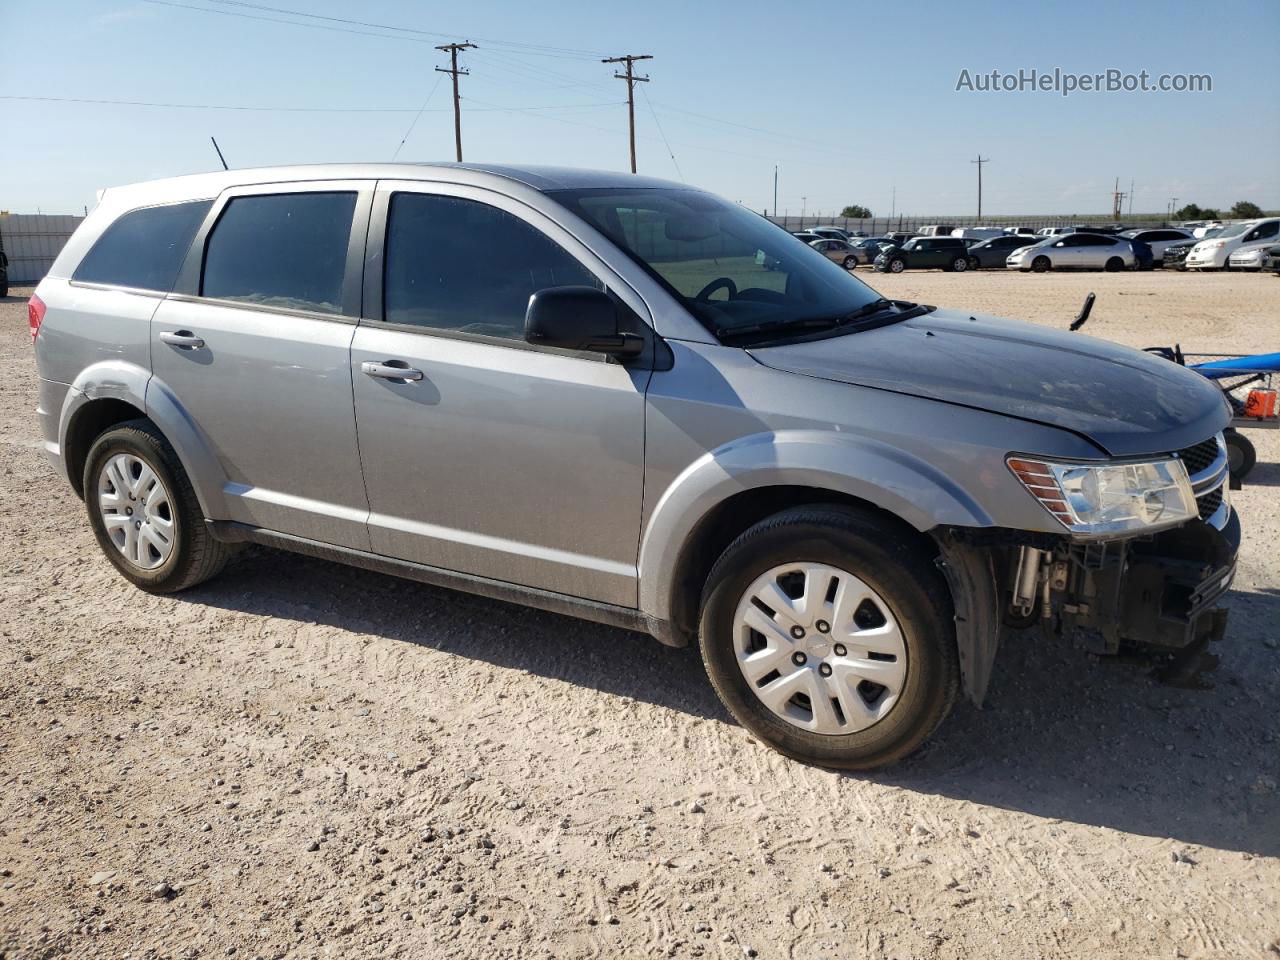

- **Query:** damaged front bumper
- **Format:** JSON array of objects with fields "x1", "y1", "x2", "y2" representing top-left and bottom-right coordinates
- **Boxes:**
[{"x1": 936, "y1": 508, "x2": 1240, "y2": 705}]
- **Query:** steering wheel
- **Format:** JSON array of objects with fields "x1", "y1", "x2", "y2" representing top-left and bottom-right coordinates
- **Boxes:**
[{"x1": 695, "y1": 277, "x2": 737, "y2": 302}]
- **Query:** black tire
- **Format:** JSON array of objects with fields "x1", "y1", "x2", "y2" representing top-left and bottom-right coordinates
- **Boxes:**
[
  {"x1": 842, "y1": 256, "x2": 857, "y2": 270},
  {"x1": 888, "y1": 258, "x2": 906, "y2": 274},
  {"x1": 1225, "y1": 430, "x2": 1256, "y2": 483},
  {"x1": 950, "y1": 256, "x2": 969, "y2": 272},
  {"x1": 83, "y1": 419, "x2": 233, "y2": 592},
  {"x1": 698, "y1": 506, "x2": 959, "y2": 770},
  {"x1": 968, "y1": 257, "x2": 981, "y2": 271},
  {"x1": 1104, "y1": 257, "x2": 1124, "y2": 272},
  {"x1": 0, "y1": 281, "x2": 9, "y2": 299},
  {"x1": 1031, "y1": 256, "x2": 1051, "y2": 273}
]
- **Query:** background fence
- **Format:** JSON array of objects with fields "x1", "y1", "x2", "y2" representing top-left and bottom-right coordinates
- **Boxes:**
[
  {"x1": 764, "y1": 213, "x2": 1175, "y2": 234},
  {"x1": 0, "y1": 214, "x2": 85, "y2": 284}
]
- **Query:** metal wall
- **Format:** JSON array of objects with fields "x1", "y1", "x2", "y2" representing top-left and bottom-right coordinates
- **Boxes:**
[{"x1": 0, "y1": 214, "x2": 84, "y2": 284}]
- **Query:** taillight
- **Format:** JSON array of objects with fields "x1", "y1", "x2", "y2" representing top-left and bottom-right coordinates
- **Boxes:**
[{"x1": 28, "y1": 294, "x2": 46, "y2": 342}]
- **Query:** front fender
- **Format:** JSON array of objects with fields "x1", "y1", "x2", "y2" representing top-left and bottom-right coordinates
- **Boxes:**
[{"x1": 637, "y1": 429, "x2": 993, "y2": 623}]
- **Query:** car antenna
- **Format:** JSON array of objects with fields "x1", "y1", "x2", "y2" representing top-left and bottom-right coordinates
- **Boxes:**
[
  {"x1": 1070, "y1": 292, "x2": 1095, "y2": 331},
  {"x1": 210, "y1": 136, "x2": 229, "y2": 171}
]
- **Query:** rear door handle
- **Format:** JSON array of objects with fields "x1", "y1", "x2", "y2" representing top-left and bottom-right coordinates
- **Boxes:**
[
  {"x1": 361, "y1": 360, "x2": 423, "y2": 381},
  {"x1": 159, "y1": 330, "x2": 205, "y2": 349}
]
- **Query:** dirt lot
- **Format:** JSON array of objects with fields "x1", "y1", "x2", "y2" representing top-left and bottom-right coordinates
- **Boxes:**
[{"x1": 1, "y1": 271, "x2": 1278, "y2": 960}]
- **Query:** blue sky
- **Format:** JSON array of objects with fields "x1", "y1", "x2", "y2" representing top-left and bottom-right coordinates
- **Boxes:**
[{"x1": 3, "y1": 0, "x2": 1277, "y2": 216}]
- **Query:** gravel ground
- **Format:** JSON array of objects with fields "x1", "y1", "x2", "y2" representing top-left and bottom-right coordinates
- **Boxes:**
[{"x1": 1, "y1": 271, "x2": 1278, "y2": 960}]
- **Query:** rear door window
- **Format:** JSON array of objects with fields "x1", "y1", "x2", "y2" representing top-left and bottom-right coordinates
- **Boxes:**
[
  {"x1": 73, "y1": 200, "x2": 212, "y2": 292},
  {"x1": 202, "y1": 192, "x2": 357, "y2": 314}
]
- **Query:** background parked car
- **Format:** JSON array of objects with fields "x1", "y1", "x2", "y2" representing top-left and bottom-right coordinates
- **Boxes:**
[
  {"x1": 791, "y1": 231, "x2": 820, "y2": 243},
  {"x1": 1164, "y1": 227, "x2": 1223, "y2": 270},
  {"x1": 916, "y1": 224, "x2": 956, "y2": 237},
  {"x1": 1262, "y1": 243, "x2": 1280, "y2": 275},
  {"x1": 951, "y1": 227, "x2": 1006, "y2": 241},
  {"x1": 1007, "y1": 233, "x2": 1136, "y2": 272},
  {"x1": 965, "y1": 233, "x2": 1041, "y2": 269},
  {"x1": 875, "y1": 236, "x2": 971, "y2": 273},
  {"x1": 1227, "y1": 241, "x2": 1275, "y2": 270},
  {"x1": 808, "y1": 237, "x2": 862, "y2": 269},
  {"x1": 1187, "y1": 218, "x2": 1280, "y2": 270},
  {"x1": 1118, "y1": 228, "x2": 1193, "y2": 261},
  {"x1": 847, "y1": 236, "x2": 888, "y2": 264},
  {"x1": 1036, "y1": 226, "x2": 1071, "y2": 236},
  {"x1": 1128, "y1": 238, "x2": 1155, "y2": 271},
  {"x1": 881, "y1": 231, "x2": 916, "y2": 246},
  {"x1": 1003, "y1": 226, "x2": 1037, "y2": 236},
  {"x1": 805, "y1": 226, "x2": 854, "y2": 242}
]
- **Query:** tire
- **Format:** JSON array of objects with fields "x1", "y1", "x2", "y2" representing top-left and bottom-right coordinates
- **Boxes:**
[
  {"x1": 1104, "y1": 257, "x2": 1124, "y2": 272},
  {"x1": 888, "y1": 258, "x2": 905, "y2": 274},
  {"x1": 0, "y1": 280, "x2": 8, "y2": 299},
  {"x1": 968, "y1": 257, "x2": 981, "y2": 271},
  {"x1": 1031, "y1": 256, "x2": 1050, "y2": 273},
  {"x1": 83, "y1": 419, "x2": 233, "y2": 592},
  {"x1": 1225, "y1": 430, "x2": 1256, "y2": 483},
  {"x1": 698, "y1": 506, "x2": 959, "y2": 770},
  {"x1": 950, "y1": 257, "x2": 969, "y2": 272},
  {"x1": 842, "y1": 256, "x2": 857, "y2": 270}
]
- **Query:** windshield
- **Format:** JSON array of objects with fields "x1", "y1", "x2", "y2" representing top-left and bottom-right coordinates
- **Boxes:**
[
  {"x1": 1214, "y1": 222, "x2": 1254, "y2": 239},
  {"x1": 549, "y1": 187, "x2": 883, "y2": 337}
]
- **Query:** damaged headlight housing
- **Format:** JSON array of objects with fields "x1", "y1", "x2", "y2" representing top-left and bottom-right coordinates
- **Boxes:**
[{"x1": 1008, "y1": 456, "x2": 1197, "y2": 536}]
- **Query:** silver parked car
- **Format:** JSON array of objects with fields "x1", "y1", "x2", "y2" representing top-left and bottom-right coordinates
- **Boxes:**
[
  {"x1": 1007, "y1": 233, "x2": 1137, "y2": 272},
  {"x1": 808, "y1": 237, "x2": 864, "y2": 269},
  {"x1": 31, "y1": 164, "x2": 1238, "y2": 769}
]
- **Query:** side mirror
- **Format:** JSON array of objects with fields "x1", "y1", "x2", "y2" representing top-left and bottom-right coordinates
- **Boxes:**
[
  {"x1": 1054, "y1": 241, "x2": 1065, "y2": 247},
  {"x1": 525, "y1": 286, "x2": 643, "y2": 359}
]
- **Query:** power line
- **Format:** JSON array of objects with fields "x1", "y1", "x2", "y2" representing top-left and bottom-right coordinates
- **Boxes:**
[
  {"x1": 602, "y1": 54, "x2": 651, "y2": 174},
  {"x1": 391, "y1": 73, "x2": 446, "y2": 161},
  {"x1": 0, "y1": 94, "x2": 616, "y2": 114},
  {"x1": 639, "y1": 84, "x2": 682, "y2": 181},
  {"x1": 436, "y1": 42, "x2": 477, "y2": 162}
]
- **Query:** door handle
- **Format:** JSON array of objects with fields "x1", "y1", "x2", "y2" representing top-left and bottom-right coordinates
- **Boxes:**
[
  {"x1": 362, "y1": 360, "x2": 423, "y2": 381},
  {"x1": 159, "y1": 330, "x2": 205, "y2": 349}
]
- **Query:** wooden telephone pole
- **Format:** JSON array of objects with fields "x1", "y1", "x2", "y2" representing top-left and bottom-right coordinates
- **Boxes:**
[
  {"x1": 971, "y1": 155, "x2": 990, "y2": 219},
  {"x1": 436, "y1": 42, "x2": 476, "y2": 162},
  {"x1": 602, "y1": 54, "x2": 652, "y2": 173}
]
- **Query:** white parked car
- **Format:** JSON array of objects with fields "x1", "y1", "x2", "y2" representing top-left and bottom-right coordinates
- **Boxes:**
[
  {"x1": 1118, "y1": 228, "x2": 1194, "y2": 261},
  {"x1": 1186, "y1": 219, "x2": 1280, "y2": 269},
  {"x1": 1007, "y1": 233, "x2": 1136, "y2": 272},
  {"x1": 1192, "y1": 222, "x2": 1225, "y2": 239},
  {"x1": 1227, "y1": 241, "x2": 1274, "y2": 270},
  {"x1": 806, "y1": 226, "x2": 855, "y2": 242},
  {"x1": 1035, "y1": 226, "x2": 1071, "y2": 237}
]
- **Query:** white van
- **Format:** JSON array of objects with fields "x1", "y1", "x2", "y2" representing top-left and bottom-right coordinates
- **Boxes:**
[{"x1": 1186, "y1": 219, "x2": 1280, "y2": 269}]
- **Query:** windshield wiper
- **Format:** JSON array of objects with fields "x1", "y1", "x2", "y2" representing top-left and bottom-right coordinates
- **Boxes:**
[{"x1": 714, "y1": 316, "x2": 841, "y2": 342}]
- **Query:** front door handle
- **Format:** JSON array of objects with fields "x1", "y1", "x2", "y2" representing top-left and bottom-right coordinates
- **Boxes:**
[
  {"x1": 361, "y1": 360, "x2": 424, "y2": 381},
  {"x1": 159, "y1": 330, "x2": 205, "y2": 349}
]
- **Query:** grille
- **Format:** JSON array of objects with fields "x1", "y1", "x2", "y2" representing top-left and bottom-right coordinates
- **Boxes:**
[
  {"x1": 1177, "y1": 437, "x2": 1221, "y2": 478},
  {"x1": 1196, "y1": 484, "x2": 1223, "y2": 521}
]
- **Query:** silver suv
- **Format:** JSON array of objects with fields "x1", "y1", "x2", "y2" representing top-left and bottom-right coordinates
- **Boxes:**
[{"x1": 31, "y1": 164, "x2": 1238, "y2": 769}]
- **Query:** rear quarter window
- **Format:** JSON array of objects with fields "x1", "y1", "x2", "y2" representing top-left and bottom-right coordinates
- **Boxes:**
[{"x1": 72, "y1": 200, "x2": 212, "y2": 292}]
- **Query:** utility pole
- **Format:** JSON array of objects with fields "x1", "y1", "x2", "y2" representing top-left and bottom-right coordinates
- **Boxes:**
[
  {"x1": 772, "y1": 164, "x2": 778, "y2": 218},
  {"x1": 971, "y1": 155, "x2": 989, "y2": 219},
  {"x1": 801, "y1": 196, "x2": 807, "y2": 221},
  {"x1": 891, "y1": 185, "x2": 896, "y2": 219},
  {"x1": 1111, "y1": 177, "x2": 1127, "y2": 220},
  {"x1": 436, "y1": 42, "x2": 476, "y2": 162},
  {"x1": 1128, "y1": 179, "x2": 1134, "y2": 216},
  {"x1": 602, "y1": 54, "x2": 652, "y2": 173}
]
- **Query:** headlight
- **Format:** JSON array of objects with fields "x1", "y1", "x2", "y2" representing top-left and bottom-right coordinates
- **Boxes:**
[
  {"x1": 1202, "y1": 240, "x2": 1227, "y2": 249},
  {"x1": 1007, "y1": 456, "x2": 1196, "y2": 536}
]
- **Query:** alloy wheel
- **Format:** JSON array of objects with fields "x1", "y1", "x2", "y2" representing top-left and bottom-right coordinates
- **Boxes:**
[
  {"x1": 732, "y1": 562, "x2": 907, "y2": 735},
  {"x1": 97, "y1": 453, "x2": 175, "y2": 570}
]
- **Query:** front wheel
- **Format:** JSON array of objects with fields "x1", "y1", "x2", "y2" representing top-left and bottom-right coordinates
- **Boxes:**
[
  {"x1": 698, "y1": 506, "x2": 959, "y2": 770},
  {"x1": 1031, "y1": 256, "x2": 1051, "y2": 273},
  {"x1": 950, "y1": 257, "x2": 969, "y2": 272},
  {"x1": 1104, "y1": 257, "x2": 1125, "y2": 272},
  {"x1": 887, "y1": 258, "x2": 906, "y2": 274},
  {"x1": 1225, "y1": 430, "x2": 1256, "y2": 483},
  {"x1": 842, "y1": 256, "x2": 857, "y2": 270},
  {"x1": 84, "y1": 419, "x2": 233, "y2": 592}
]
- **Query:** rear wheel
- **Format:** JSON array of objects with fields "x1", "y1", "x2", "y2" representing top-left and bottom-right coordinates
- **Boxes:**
[
  {"x1": 1031, "y1": 256, "x2": 1051, "y2": 273},
  {"x1": 842, "y1": 256, "x2": 857, "y2": 270},
  {"x1": 698, "y1": 506, "x2": 959, "y2": 770},
  {"x1": 950, "y1": 256, "x2": 969, "y2": 272},
  {"x1": 84, "y1": 419, "x2": 232, "y2": 592},
  {"x1": 1104, "y1": 256, "x2": 1124, "y2": 272}
]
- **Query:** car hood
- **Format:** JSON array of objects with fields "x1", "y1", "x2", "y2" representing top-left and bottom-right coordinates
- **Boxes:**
[{"x1": 748, "y1": 307, "x2": 1229, "y2": 456}]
